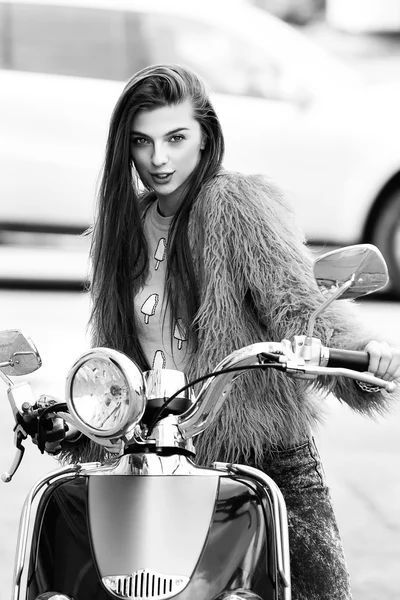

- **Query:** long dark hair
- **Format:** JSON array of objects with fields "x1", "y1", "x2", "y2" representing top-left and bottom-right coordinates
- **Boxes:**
[{"x1": 89, "y1": 64, "x2": 225, "y2": 368}]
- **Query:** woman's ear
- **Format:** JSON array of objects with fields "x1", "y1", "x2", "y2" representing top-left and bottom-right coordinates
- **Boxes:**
[{"x1": 200, "y1": 137, "x2": 206, "y2": 150}]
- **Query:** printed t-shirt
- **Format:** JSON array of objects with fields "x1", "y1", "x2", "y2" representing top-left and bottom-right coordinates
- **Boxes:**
[{"x1": 134, "y1": 201, "x2": 189, "y2": 372}]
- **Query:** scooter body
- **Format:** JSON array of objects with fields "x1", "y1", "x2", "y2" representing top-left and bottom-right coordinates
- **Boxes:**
[{"x1": 22, "y1": 456, "x2": 282, "y2": 600}]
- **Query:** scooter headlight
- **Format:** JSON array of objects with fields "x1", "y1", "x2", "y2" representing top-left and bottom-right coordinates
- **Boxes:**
[{"x1": 65, "y1": 348, "x2": 146, "y2": 441}]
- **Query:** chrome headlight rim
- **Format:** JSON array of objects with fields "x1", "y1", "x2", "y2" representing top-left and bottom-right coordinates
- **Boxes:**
[{"x1": 65, "y1": 348, "x2": 146, "y2": 440}]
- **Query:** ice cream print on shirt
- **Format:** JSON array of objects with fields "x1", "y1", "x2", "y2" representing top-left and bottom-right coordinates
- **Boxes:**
[
  {"x1": 152, "y1": 350, "x2": 166, "y2": 370},
  {"x1": 173, "y1": 318, "x2": 188, "y2": 350},
  {"x1": 134, "y1": 201, "x2": 190, "y2": 372},
  {"x1": 154, "y1": 237, "x2": 167, "y2": 270},
  {"x1": 141, "y1": 293, "x2": 159, "y2": 324}
]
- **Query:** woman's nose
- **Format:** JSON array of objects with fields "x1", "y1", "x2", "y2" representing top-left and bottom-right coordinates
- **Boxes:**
[{"x1": 151, "y1": 143, "x2": 168, "y2": 167}]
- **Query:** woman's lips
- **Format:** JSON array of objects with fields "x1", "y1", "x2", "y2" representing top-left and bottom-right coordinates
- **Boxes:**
[{"x1": 150, "y1": 172, "x2": 174, "y2": 185}]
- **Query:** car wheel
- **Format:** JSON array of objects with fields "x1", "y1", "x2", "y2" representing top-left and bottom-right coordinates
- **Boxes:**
[{"x1": 371, "y1": 188, "x2": 400, "y2": 297}]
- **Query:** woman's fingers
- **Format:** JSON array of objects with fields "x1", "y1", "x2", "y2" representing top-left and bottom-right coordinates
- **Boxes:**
[{"x1": 364, "y1": 340, "x2": 400, "y2": 381}]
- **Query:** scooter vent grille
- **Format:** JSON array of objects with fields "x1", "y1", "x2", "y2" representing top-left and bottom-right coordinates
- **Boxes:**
[{"x1": 103, "y1": 570, "x2": 190, "y2": 600}]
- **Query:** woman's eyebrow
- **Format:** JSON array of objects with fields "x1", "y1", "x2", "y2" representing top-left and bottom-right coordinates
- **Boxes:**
[{"x1": 130, "y1": 127, "x2": 190, "y2": 137}]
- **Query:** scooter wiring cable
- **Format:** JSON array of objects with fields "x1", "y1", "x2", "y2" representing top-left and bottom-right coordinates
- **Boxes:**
[{"x1": 147, "y1": 359, "x2": 285, "y2": 434}]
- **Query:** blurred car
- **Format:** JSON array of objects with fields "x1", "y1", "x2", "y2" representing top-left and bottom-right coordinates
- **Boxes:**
[
  {"x1": 327, "y1": 0, "x2": 400, "y2": 33},
  {"x1": 250, "y1": 0, "x2": 324, "y2": 25},
  {"x1": 1, "y1": 0, "x2": 400, "y2": 293}
]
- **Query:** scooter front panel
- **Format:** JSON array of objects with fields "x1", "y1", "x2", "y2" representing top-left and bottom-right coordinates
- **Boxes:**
[
  {"x1": 26, "y1": 473, "x2": 277, "y2": 599},
  {"x1": 88, "y1": 474, "x2": 220, "y2": 578}
]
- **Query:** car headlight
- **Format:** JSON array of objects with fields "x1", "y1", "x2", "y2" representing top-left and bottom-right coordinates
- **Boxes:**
[{"x1": 65, "y1": 348, "x2": 146, "y2": 442}]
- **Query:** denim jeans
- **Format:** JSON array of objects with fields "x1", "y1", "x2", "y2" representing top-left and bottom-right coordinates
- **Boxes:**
[{"x1": 260, "y1": 438, "x2": 352, "y2": 600}]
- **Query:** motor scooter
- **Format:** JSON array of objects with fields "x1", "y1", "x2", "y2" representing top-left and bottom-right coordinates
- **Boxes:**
[{"x1": 1, "y1": 244, "x2": 396, "y2": 600}]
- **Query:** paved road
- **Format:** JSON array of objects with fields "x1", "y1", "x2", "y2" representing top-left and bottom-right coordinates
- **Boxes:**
[{"x1": 0, "y1": 289, "x2": 399, "y2": 599}]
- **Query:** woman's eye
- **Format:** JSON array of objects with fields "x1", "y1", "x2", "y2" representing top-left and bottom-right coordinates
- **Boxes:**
[
  {"x1": 169, "y1": 135, "x2": 184, "y2": 143},
  {"x1": 132, "y1": 138, "x2": 149, "y2": 146}
]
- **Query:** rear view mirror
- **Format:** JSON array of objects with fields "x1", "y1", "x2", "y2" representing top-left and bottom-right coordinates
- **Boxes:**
[
  {"x1": 313, "y1": 244, "x2": 389, "y2": 300},
  {"x1": 0, "y1": 330, "x2": 42, "y2": 376}
]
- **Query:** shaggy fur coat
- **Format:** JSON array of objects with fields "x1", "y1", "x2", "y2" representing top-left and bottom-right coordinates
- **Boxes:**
[
  {"x1": 61, "y1": 170, "x2": 396, "y2": 467},
  {"x1": 184, "y1": 170, "x2": 394, "y2": 466}
]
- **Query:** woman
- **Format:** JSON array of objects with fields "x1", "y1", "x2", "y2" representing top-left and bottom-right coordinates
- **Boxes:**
[{"x1": 69, "y1": 64, "x2": 400, "y2": 599}]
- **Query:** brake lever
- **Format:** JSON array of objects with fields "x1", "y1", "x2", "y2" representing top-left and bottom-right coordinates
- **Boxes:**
[
  {"x1": 2, "y1": 424, "x2": 28, "y2": 483},
  {"x1": 280, "y1": 360, "x2": 397, "y2": 394},
  {"x1": 0, "y1": 378, "x2": 38, "y2": 481}
]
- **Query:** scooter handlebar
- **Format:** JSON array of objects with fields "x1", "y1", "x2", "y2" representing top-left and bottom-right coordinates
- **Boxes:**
[{"x1": 326, "y1": 348, "x2": 370, "y2": 372}]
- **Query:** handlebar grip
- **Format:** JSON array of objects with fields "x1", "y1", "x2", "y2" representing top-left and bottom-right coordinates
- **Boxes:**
[{"x1": 326, "y1": 348, "x2": 370, "y2": 372}]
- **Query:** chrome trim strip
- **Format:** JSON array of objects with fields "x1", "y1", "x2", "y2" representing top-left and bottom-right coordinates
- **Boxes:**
[
  {"x1": 213, "y1": 462, "x2": 292, "y2": 600},
  {"x1": 81, "y1": 453, "x2": 220, "y2": 477},
  {"x1": 103, "y1": 570, "x2": 189, "y2": 599}
]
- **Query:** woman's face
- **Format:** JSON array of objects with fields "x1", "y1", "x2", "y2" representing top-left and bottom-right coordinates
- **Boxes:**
[{"x1": 130, "y1": 100, "x2": 204, "y2": 212}]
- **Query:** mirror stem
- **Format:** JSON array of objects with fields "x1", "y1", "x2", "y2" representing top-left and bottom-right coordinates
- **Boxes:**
[
  {"x1": 0, "y1": 369, "x2": 13, "y2": 387},
  {"x1": 307, "y1": 274, "x2": 355, "y2": 339}
]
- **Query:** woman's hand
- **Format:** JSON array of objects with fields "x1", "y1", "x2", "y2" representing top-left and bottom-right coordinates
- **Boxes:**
[{"x1": 364, "y1": 340, "x2": 400, "y2": 383}]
